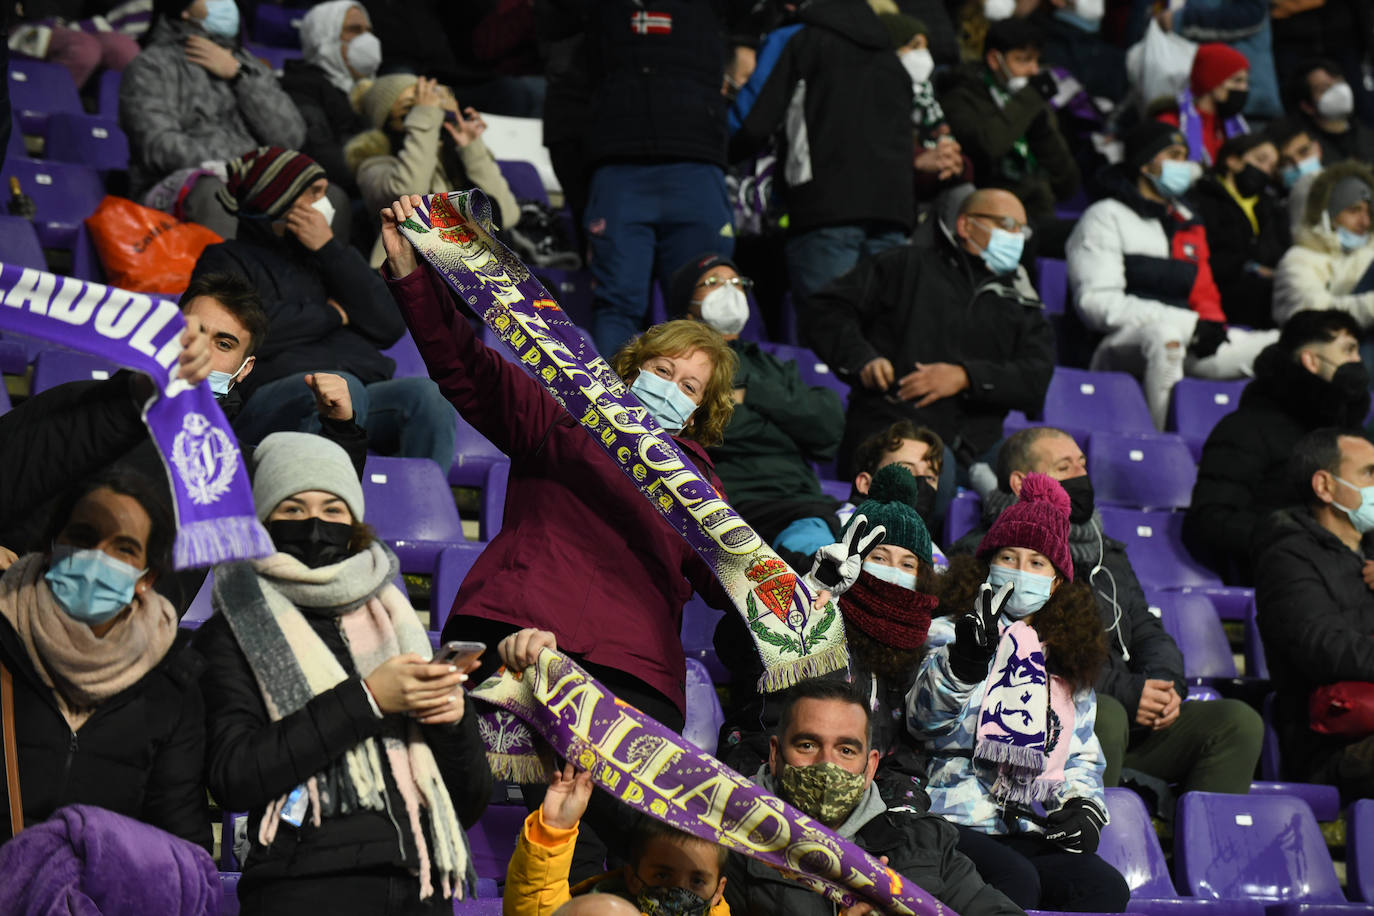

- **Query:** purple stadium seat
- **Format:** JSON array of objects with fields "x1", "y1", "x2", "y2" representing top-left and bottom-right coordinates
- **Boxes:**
[
  {"x1": 818, "y1": 478, "x2": 849, "y2": 502},
  {"x1": 1347, "y1": 799, "x2": 1374, "y2": 904},
  {"x1": 242, "y1": 41, "x2": 302, "y2": 72},
  {"x1": 0, "y1": 157, "x2": 106, "y2": 248},
  {"x1": 1259, "y1": 693, "x2": 1281, "y2": 780},
  {"x1": 1042, "y1": 368, "x2": 1155, "y2": 435},
  {"x1": 1169, "y1": 378, "x2": 1247, "y2": 461},
  {"x1": 452, "y1": 898, "x2": 504, "y2": 914},
  {"x1": 1089, "y1": 431, "x2": 1197, "y2": 510},
  {"x1": 1246, "y1": 782, "x2": 1340, "y2": 823},
  {"x1": 683, "y1": 658, "x2": 723, "y2": 754},
  {"x1": 430, "y1": 543, "x2": 486, "y2": 634},
  {"x1": 183, "y1": 571, "x2": 215, "y2": 628},
  {"x1": 1175, "y1": 791, "x2": 1365, "y2": 914},
  {"x1": 0, "y1": 213, "x2": 45, "y2": 269},
  {"x1": 496, "y1": 159, "x2": 548, "y2": 205},
  {"x1": 1174, "y1": 585, "x2": 1254, "y2": 623},
  {"x1": 449, "y1": 413, "x2": 509, "y2": 541},
  {"x1": 1187, "y1": 685, "x2": 1222, "y2": 702},
  {"x1": 220, "y1": 871, "x2": 240, "y2": 916},
  {"x1": 96, "y1": 68, "x2": 121, "y2": 120},
  {"x1": 1150, "y1": 589, "x2": 1236, "y2": 680},
  {"x1": 1244, "y1": 603, "x2": 1270, "y2": 679},
  {"x1": 382, "y1": 331, "x2": 430, "y2": 379},
  {"x1": 1098, "y1": 508, "x2": 1222, "y2": 590},
  {"x1": 760, "y1": 342, "x2": 848, "y2": 407},
  {"x1": 220, "y1": 809, "x2": 245, "y2": 870},
  {"x1": 681, "y1": 594, "x2": 727, "y2": 683},
  {"x1": 945, "y1": 489, "x2": 983, "y2": 545},
  {"x1": 251, "y1": 5, "x2": 307, "y2": 47},
  {"x1": 7, "y1": 58, "x2": 81, "y2": 138},
  {"x1": 534, "y1": 267, "x2": 595, "y2": 331},
  {"x1": 31, "y1": 348, "x2": 120, "y2": 393},
  {"x1": 44, "y1": 112, "x2": 129, "y2": 172},
  {"x1": 361, "y1": 457, "x2": 466, "y2": 572},
  {"x1": 468, "y1": 803, "x2": 527, "y2": 885},
  {"x1": 1037, "y1": 258, "x2": 1067, "y2": 315}
]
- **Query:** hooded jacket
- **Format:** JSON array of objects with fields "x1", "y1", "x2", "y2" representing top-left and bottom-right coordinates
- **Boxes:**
[
  {"x1": 1067, "y1": 165, "x2": 1225, "y2": 341},
  {"x1": 1184, "y1": 343, "x2": 1371, "y2": 581},
  {"x1": 803, "y1": 223, "x2": 1054, "y2": 474},
  {"x1": 727, "y1": 0, "x2": 914, "y2": 233},
  {"x1": 1273, "y1": 161, "x2": 1374, "y2": 329},
  {"x1": 937, "y1": 62, "x2": 1080, "y2": 222},
  {"x1": 1253, "y1": 507, "x2": 1374, "y2": 781},
  {"x1": 119, "y1": 16, "x2": 307, "y2": 198},
  {"x1": 1191, "y1": 174, "x2": 1289, "y2": 328},
  {"x1": 723, "y1": 768, "x2": 1021, "y2": 916}
]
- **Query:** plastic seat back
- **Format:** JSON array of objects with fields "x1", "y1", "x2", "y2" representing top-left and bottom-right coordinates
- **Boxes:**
[
  {"x1": 1348, "y1": 798, "x2": 1374, "y2": 904},
  {"x1": 1042, "y1": 367, "x2": 1155, "y2": 434},
  {"x1": 430, "y1": 543, "x2": 486, "y2": 634},
  {"x1": 361, "y1": 457, "x2": 466, "y2": 572},
  {"x1": 7, "y1": 58, "x2": 81, "y2": 137},
  {"x1": 1037, "y1": 257, "x2": 1068, "y2": 315},
  {"x1": 1089, "y1": 431, "x2": 1197, "y2": 509},
  {"x1": 1170, "y1": 377, "x2": 1247, "y2": 460},
  {"x1": 0, "y1": 213, "x2": 46, "y2": 269},
  {"x1": 31, "y1": 349, "x2": 120, "y2": 393},
  {"x1": 1153, "y1": 589, "x2": 1237, "y2": 679},
  {"x1": 0, "y1": 157, "x2": 106, "y2": 248},
  {"x1": 1098, "y1": 508, "x2": 1221, "y2": 589},
  {"x1": 683, "y1": 658, "x2": 723, "y2": 754},
  {"x1": 1098, "y1": 787, "x2": 1177, "y2": 898},
  {"x1": 44, "y1": 112, "x2": 129, "y2": 172},
  {"x1": 944, "y1": 489, "x2": 983, "y2": 545},
  {"x1": 251, "y1": 5, "x2": 308, "y2": 47},
  {"x1": 496, "y1": 159, "x2": 548, "y2": 205}
]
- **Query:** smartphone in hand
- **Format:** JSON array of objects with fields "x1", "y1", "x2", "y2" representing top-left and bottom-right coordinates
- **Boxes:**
[{"x1": 434, "y1": 640, "x2": 486, "y2": 669}]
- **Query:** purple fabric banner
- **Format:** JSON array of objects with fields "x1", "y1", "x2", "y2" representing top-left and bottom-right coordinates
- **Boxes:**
[
  {"x1": 397, "y1": 190, "x2": 847, "y2": 693},
  {"x1": 471, "y1": 650, "x2": 954, "y2": 916},
  {"x1": 0, "y1": 264, "x2": 274, "y2": 568}
]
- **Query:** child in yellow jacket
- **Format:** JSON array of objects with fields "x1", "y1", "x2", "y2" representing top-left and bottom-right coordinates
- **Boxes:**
[{"x1": 504, "y1": 762, "x2": 731, "y2": 916}]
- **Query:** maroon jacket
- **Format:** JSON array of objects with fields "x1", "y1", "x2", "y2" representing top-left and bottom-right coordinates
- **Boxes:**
[{"x1": 387, "y1": 265, "x2": 731, "y2": 712}]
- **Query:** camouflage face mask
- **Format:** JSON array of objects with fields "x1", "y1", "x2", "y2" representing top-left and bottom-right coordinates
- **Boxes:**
[
  {"x1": 636, "y1": 884, "x2": 712, "y2": 916},
  {"x1": 779, "y1": 761, "x2": 869, "y2": 826}
]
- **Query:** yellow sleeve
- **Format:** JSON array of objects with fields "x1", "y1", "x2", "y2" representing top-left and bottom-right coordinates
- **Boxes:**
[{"x1": 502, "y1": 810, "x2": 579, "y2": 916}]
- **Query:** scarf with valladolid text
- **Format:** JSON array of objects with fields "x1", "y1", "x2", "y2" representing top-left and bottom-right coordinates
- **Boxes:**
[{"x1": 0, "y1": 264, "x2": 272, "y2": 568}]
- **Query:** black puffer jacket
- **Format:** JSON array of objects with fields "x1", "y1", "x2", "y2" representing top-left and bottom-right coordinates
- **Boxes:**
[
  {"x1": 0, "y1": 614, "x2": 210, "y2": 848},
  {"x1": 1191, "y1": 175, "x2": 1289, "y2": 329},
  {"x1": 194, "y1": 575, "x2": 491, "y2": 882},
  {"x1": 279, "y1": 61, "x2": 372, "y2": 195},
  {"x1": 1253, "y1": 507, "x2": 1374, "y2": 782},
  {"x1": 804, "y1": 228, "x2": 1054, "y2": 477},
  {"x1": 1183, "y1": 344, "x2": 1370, "y2": 582},
  {"x1": 727, "y1": 0, "x2": 914, "y2": 233}
]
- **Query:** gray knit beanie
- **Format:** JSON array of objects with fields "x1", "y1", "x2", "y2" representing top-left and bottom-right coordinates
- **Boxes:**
[
  {"x1": 1327, "y1": 175, "x2": 1373, "y2": 221},
  {"x1": 252, "y1": 432, "x2": 365, "y2": 523},
  {"x1": 360, "y1": 73, "x2": 419, "y2": 129}
]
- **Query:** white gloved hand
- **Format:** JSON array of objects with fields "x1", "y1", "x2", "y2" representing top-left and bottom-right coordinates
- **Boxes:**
[{"x1": 800, "y1": 514, "x2": 886, "y2": 600}]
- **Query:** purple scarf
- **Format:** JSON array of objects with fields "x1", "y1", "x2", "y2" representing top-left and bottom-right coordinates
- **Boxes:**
[
  {"x1": 472, "y1": 651, "x2": 952, "y2": 916},
  {"x1": 0, "y1": 264, "x2": 273, "y2": 568},
  {"x1": 1176, "y1": 87, "x2": 1248, "y2": 166}
]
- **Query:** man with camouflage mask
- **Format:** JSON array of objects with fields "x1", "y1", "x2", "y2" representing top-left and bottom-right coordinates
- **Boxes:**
[{"x1": 723, "y1": 679, "x2": 1022, "y2": 916}]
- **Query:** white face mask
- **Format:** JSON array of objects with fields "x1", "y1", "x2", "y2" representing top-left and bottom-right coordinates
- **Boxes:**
[
  {"x1": 344, "y1": 30, "x2": 381, "y2": 79},
  {"x1": 899, "y1": 48, "x2": 935, "y2": 85},
  {"x1": 698, "y1": 285, "x2": 749, "y2": 336},
  {"x1": 1072, "y1": 0, "x2": 1104, "y2": 22},
  {"x1": 862, "y1": 560, "x2": 917, "y2": 591},
  {"x1": 1318, "y1": 82, "x2": 1356, "y2": 121},
  {"x1": 984, "y1": 0, "x2": 1015, "y2": 20},
  {"x1": 311, "y1": 194, "x2": 336, "y2": 228}
]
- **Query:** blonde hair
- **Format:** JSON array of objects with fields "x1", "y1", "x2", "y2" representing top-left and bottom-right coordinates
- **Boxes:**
[{"x1": 611, "y1": 320, "x2": 738, "y2": 447}]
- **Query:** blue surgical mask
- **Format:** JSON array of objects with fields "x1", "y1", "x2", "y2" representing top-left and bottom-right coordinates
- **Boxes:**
[
  {"x1": 1337, "y1": 226, "x2": 1369, "y2": 253},
  {"x1": 1334, "y1": 476, "x2": 1374, "y2": 534},
  {"x1": 862, "y1": 560, "x2": 917, "y2": 591},
  {"x1": 200, "y1": 0, "x2": 240, "y2": 40},
  {"x1": 1150, "y1": 159, "x2": 1194, "y2": 198},
  {"x1": 630, "y1": 370, "x2": 698, "y2": 434},
  {"x1": 44, "y1": 544, "x2": 145, "y2": 626},
  {"x1": 976, "y1": 224, "x2": 1024, "y2": 275},
  {"x1": 985, "y1": 565, "x2": 1055, "y2": 619},
  {"x1": 208, "y1": 356, "x2": 249, "y2": 398},
  {"x1": 1280, "y1": 154, "x2": 1321, "y2": 190}
]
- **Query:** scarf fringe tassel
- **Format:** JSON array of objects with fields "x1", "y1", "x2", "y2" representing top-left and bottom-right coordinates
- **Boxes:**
[
  {"x1": 757, "y1": 643, "x2": 849, "y2": 694},
  {"x1": 485, "y1": 751, "x2": 547, "y2": 785},
  {"x1": 175, "y1": 515, "x2": 274, "y2": 568}
]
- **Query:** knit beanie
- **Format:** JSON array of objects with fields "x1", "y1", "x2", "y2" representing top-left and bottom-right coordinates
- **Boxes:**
[
  {"x1": 668, "y1": 252, "x2": 740, "y2": 315},
  {"x1": 217, "y1": 146, "x2": 326, "y2": 220},
  {"x1": 1327, "y1": 175, "x2": 1373, "y2": 220},
  {"x1": 878, "y1": 12, "x2": 927, "y2": 49},
  {"x1": 1124, "y1": 121, "x2": 1187, "y2": 173},
  {"x1": 976, "y1": 472, "x2": 1073, "y2": 580},
  {"x1": 1190, "y1": 43, "x2": 1249, "y2": 97},
  {"x1": 360, "y1": 73, "x2": 419, "y2": 129},
  {"x1": 845, "y1": 464, "x2": 933, "y2": 567},
  {"x1": 252, "y1": 432, "x2": 365, "y2": 523}
]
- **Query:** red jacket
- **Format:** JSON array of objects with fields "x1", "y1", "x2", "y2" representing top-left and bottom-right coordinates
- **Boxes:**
[{"x1": 386, "y1": 265, "x2": 730, "y2": 712}]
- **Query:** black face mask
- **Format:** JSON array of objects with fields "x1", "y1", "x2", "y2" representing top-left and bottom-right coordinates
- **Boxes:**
[
  {"x1": 914, "y1": 476, "x2": 938, "y2": 522},
  {"x1": 1058, "y1": 474, "x2": 1096, "y2": 525},
  {"x1": 1233, "y1": 163, "x2": 1269, "y2": 198},
  {"x1": 1332, "y1": 361, "x2": 1372, "y2": 399},
  {"x1": 1215, "y1": 88, "x2": 1249, "y2": 119},
  {"x1": 267, "y1": 518, "x2": 354, "y2": 568}
]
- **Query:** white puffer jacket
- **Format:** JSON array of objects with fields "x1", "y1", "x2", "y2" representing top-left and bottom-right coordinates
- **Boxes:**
[{"x1": 1272, "y1": 225, "x2": 1374, "y2": 329}]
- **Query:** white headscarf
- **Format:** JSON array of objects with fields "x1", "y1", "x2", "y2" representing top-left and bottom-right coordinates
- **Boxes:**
[{"x1": 300, "y1": 0, "x2": 370, "y2": 94}]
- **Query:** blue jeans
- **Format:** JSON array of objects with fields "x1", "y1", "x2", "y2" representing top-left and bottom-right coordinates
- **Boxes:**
[
  {"x1": 585, "y1": 162, "x2": 734, "y2": 356},
  {"x1": 235, "y1": 372, "x2": 457, "y2": 472},
  {"x1": 785, "y1": 224, "x2": 908, "y2": 308}
]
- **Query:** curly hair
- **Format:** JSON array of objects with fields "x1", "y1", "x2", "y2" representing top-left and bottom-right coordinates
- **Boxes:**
[
  {"x1": 610, "y1": 319, "x2": 738, "y2": 447},
  {"x1": 931, "y1": 557, "x2": 1106, "y2": 691}
]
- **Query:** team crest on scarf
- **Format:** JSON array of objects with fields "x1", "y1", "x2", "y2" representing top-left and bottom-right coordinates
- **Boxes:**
[
  {"x1": 744, "y1": 555, "x2": 837, "y2": 660},
  {"x1": 171, "y1": 412, "x2": 238, "y2": 506}
]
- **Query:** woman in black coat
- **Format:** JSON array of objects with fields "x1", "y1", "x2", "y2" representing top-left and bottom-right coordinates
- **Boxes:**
[{"x1": 0, "y1": 466, "x2": 209, "y2": 848}]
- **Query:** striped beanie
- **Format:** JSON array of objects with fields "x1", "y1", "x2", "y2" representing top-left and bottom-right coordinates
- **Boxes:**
[{"x1": 217, "y1": 147, "x2": 326, "y2": 219}]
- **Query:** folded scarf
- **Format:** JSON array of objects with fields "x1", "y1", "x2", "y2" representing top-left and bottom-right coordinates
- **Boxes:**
[
  {"x1": 0, "y1": 553, "x2": 176, "y2": 731},
  {"x1": 214, "y1": 540, "x2": 472, "y2": 900},
  {"x1": 838, "y1": 572, "x2": 936, "y2": 650},
  {"x1": 974, "y1": 620, "x2": 1075, "y2": 805}
]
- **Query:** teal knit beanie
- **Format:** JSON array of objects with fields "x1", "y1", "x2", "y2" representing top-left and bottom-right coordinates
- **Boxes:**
[{"x1": 845, "y1": 464, "x2": 933, "y2": 567}]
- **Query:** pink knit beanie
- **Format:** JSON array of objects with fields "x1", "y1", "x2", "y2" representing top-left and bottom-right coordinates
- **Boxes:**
[{"x1": 976, "y1": 472, "x2": 1074, "y2": 581}]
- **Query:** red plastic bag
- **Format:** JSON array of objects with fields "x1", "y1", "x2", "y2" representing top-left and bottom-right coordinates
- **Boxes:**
[
  {"x1": 1309, "y1": 681, "x2": 1374, "y2": 737},
  {"x1": 84, "y1": 195, "x2": 222, "y2": 294}
]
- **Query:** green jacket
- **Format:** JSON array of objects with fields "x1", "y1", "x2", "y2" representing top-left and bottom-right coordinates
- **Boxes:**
[
  {"x1": 937, "y1": 63, "x2": 1080, "y2": 221},
  {"x1": 708, "y1": 341, "x2": 843, "y2": 541}
]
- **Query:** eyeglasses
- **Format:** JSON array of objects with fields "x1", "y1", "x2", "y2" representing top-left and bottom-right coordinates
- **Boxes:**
[
  {"x1": 969, "y1": 213, "x2": 1034, "y2": 242},
  {"x1": 696, "y1": 275, "x2": 755, "y2": 292}
]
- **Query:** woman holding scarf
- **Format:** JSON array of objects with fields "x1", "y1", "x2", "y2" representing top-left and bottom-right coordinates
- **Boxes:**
[
  {"x1": 0, "y1": 467, "x2": 209, "y2": 848},
  {"x1": 906, "y1": 473, "x2": 1127, "y2": 913},
  {"x1": 195, "y1": 433, "x2": 490, "y2": 914},
  {"x1": 380, "y1": 194, "x2": 737, "y2": 882}
]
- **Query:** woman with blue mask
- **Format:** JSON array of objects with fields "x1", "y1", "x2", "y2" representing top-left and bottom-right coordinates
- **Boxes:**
[
  {"x1": 0, "y1": 467, "x2": 210, "y2": 849},
  {"x1": 381, "y1": 193, "x2": 739, "y2": 885},
  {"x1": 910, "y1": 472, "x2": 1126, "y2": 913},
  {"x1": 1274, "y1": 163, "x2": 1374, "y2": 332}
]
